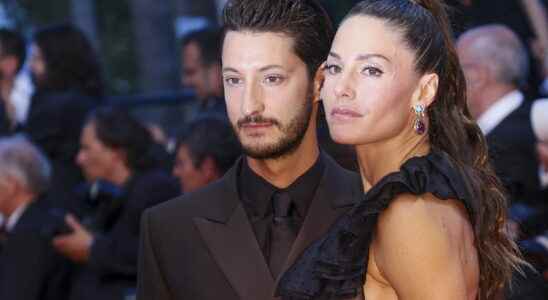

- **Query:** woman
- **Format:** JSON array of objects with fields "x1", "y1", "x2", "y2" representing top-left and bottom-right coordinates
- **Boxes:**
[
  {"x1": 24, "y1": 24, "x2": 104, "y2": 210},
  {"x1": 278, "y1": 0, "x2": 523, "y2": 299}
]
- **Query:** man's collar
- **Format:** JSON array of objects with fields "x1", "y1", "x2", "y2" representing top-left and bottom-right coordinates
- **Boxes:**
[
  {"x1": 239, "y1": 154, "x2": 325, "y2": 218},
  {"x1": 5, "y1": 202, "x2": 29, "y2": 232},
  {"x1": 477, "y1": 90, "x2": 523, "y2": 135}
]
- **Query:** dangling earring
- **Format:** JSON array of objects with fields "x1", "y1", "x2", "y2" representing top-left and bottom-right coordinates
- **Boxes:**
[{"x1": 413, "y1": 104, "x2": 426, "y2": 135}]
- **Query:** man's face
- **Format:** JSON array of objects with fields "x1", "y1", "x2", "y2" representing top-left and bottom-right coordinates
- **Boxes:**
[
  {"x1": 76, "y1": 122, "x2": 120, "y2": 182},
  {"x1": 182, "y1": 42, "x2": 214, "y2": 100},
  {"x1": 456, "y1": 37, "x2": 485, "y2": 119},
  {"x1": 172, "y1": 145, "x2": 212, "y2": 192},
  {"x1": 0, "y1": 175, "x2": 15, "y2": 215},
  {"x1": 29, "y1": 44, "x2": 47, "y2": 88},
  {"x1": 0, "y1": 46, "x2": 18, "y2": 81},
  {"x1": 222, "y1": 31, "x2": 313, "y2": 159}
]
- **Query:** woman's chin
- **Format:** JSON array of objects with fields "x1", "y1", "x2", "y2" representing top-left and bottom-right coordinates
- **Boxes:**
[{"x1": 329, "y1": 129, "x2": 362, "y2": 146}]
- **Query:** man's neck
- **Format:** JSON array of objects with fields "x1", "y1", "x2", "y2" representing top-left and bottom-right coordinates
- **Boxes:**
[
  {"x1": 108, "y1": 165, "x2": 132, "y2": 187},
  {"x1": 0, "y1": 78, "x2": 14, "y2": 102},
  {"x1": 4, "y1": 192, "x2": 33, "y2": 218},
  {"x1": 247, "y1": 124, "x2": 319, "y2": 189},
  {"x1": 477, "y1": 84, "x2": 517, "y2": 117}
]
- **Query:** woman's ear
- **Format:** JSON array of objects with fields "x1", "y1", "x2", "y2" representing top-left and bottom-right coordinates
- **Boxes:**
[
  {"x1": 420, "y1": 73, "x2": 439, "y2": 107},
  {"x1": 313, "y1": 62, "x2": 326, "y2": 103}
]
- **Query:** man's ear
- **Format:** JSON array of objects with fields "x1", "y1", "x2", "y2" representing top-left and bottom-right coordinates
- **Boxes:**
[
  {"x1": 313, "y1": 62, "x2": 326, "y2": 104},
  {"x1": 111, "y1": 148, "x2": 128, "y2": 168},
  {"x1": 0, "y1": 56, "x2": 18, "y2": 77},
  {"x1": 200, "y1": 156, "x2": 220, "y2": 181},
  {"x1": 1, "y1": 175, "x2": 18, "y2": 198}
]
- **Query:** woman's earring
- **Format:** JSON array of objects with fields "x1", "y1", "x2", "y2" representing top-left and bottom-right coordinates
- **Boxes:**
[{"x1": 413, "y1": 104, "x2": 426, "y2": 135}]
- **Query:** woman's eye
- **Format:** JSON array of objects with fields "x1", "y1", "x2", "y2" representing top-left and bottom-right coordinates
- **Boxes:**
[
  {"x1": 362, "y1": 67, "x2": 383, "y2": 77},
  {"x1": 324, "y1": 64, "x2": 341, "y2": 75}
]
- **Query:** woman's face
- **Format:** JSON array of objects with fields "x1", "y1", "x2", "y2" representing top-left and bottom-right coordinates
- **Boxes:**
[{"x1": 321, "y1": 15, "x2": 432, "y2": 146}]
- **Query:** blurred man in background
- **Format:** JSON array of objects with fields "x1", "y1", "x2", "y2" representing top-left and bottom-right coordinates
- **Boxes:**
[
  {"x1": 0, "y1": 135, "x2": 70, "y2": 300},
  {"x1": 180, "y1": 28, "x2": 226, "y2": 119},
  {"x1": 52, "y1": 107, "x2": 179, "y2": 300},
  {"x1": 458, "y1": 24, "x2": 548, "y2": 298},
  {"x1": 457, "y1": 24, "x2": 541, "y2": 204},
  {"x1": 0, "y1": 29, "x2": 26, "y2": 135},
  {"x1": 173, "y1": 115, "x2": 240, "y2": 192}
]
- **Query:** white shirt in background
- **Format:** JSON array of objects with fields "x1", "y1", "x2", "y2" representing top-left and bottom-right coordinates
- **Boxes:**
[
  {"x1": 5, "y1": 203, "x2": 28, "y2": 232},
  {"x1": 477, "y1": 90, "x2": 524, "y2": 136}
]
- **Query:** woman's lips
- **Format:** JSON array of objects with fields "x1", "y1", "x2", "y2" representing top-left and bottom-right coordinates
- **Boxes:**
[{"x1": 330, "y1": 107, "x2": 364, "y2": 120}]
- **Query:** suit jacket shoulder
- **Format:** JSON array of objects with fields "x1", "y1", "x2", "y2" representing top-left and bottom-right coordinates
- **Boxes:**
[
  {"x1": 0, "y1": 201, "x2": 71, "y2": 300},
  {"x1": 138, "y1": 153, "x2": 361, "y2": 300}
]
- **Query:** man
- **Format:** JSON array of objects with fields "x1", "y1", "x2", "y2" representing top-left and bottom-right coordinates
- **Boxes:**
[
  {"x1": 0, "y1": 135, "x2": 70, "y2": 300},
  {"x1": 0, "y1": 29, "x2": 26, "y2": 135},
  {"x1": 181, "y1": 28, "x2": 226, "y2": 119},
  {"x1": 137, "y1": 1, "x2": 362, "y2": 299},
  {"x1": 52, "y1": 107, "x2": 180, "y2": 300},
  {"x1": 457, "y1": 24, "x2": 541, "y2": 204},
  {"x1": 173, "y1": 115, "x2": 241, "y2": 192}
]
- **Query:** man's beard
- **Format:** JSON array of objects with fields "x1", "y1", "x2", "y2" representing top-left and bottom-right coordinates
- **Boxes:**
[{"x1": 233, "y1": 97, "x2": 313, "y2": 160}]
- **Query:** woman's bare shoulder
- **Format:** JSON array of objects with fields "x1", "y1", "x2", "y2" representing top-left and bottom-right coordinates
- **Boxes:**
[{"x1": 371, "y1": 193, "x2": 477, "y2": 299}]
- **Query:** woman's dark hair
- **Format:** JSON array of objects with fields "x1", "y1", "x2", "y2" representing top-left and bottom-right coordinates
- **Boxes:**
[
  {"x1": 346, "y1": 0, "x2": 523, "y2": 298},
  {"x1": 33, "y1": 24, "x2": 104, "y2": 98},
  {"x1": 87, "y1": 106, "x2": 158, "y2": 172},
  {"x1": 222, "y1": 0, "x2": 334, "y2": 78}
]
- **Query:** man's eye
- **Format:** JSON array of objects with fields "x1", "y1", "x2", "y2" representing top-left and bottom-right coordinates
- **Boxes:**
[
  {"x1": 224, "y1": 77, "x2": 241, "y2": 85},
  {"x1": 264, "y1": 75, "x2": 284, "y2": 85}
]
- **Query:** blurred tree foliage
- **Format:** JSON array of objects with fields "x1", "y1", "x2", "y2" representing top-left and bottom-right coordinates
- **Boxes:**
[
  {"x1": 10, "y1": 0, "x2": 361, "y2": 96},
  {"x1": 17, "y1": 0, "x2": 71, "y2": 27},
  {"x1": 95, "y1": 0, "x2": 139, "y2": 95},
  {"x1": 320, "y1": 0, "x2": 362, "y2": 26}
]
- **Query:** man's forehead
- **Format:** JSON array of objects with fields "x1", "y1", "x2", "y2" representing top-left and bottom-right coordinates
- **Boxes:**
[{"x1": 222, "y1": 30, "x2": 300, "y2": 71}]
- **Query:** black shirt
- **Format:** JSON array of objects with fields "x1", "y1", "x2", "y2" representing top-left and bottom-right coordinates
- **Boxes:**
[{"x1": 238, "y1": 155, "x2": 325, "y2": 262}]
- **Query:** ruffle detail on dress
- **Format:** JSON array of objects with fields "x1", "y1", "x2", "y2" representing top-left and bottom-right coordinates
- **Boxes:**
[{"x1": 277, "y1": 151, "x2": 473, "y2": 299}]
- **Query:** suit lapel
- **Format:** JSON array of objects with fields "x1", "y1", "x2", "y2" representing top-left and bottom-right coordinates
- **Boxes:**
[
  {"x1": 193, "y1": 159, "x2": 276, "y2": 300},
  {"x1": 278, "y1": 153, "x2": 360, "y2": 283}
]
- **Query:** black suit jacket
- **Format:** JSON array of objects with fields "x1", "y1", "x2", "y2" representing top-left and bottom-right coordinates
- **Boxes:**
[
  {"x1": 0, "y1": 100, "x2": 11, "y2": 136},
  {"x1": 70, "y1": 169, "x2": 180, "y2": 300},
  {"x1": 0, "y1": 201, "x2": 71, "y2": 300},
  {"x1": 137, "y1": 152, "x2": 362, "y2": 300},
  {"x1": 486, "y1": 101, "x2": 540, "y2": 204}
]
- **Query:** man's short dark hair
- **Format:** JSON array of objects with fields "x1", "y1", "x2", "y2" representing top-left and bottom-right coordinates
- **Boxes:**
[
  {"x1": 0, "y1": 28, "x2": 26, "y2": 72},
  {"x1": 222, "y1": 0, "x2": 334, "y2": 77},
  {"x1": 87, "y1": 106, "x2": 158, "y2": 172},
  {"x1": 181, "y1": 28, "x2": 222, "y2": 67},
  {"x1": 177, "y1": 115, "x2": 241, "y2": 174}
]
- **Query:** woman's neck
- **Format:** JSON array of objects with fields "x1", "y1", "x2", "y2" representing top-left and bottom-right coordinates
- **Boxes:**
[{"x1": 356, "y1": 133, "x2": 430, "y2": 192}]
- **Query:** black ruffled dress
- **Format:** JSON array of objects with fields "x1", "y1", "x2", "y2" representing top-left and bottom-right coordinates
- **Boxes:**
[{"x1": 277, "y1": 150, "x2": 474, "y2": 299}]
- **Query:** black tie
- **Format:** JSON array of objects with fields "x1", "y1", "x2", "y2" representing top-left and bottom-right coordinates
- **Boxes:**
[
  {"x1": 0, "y1": 224, "x2": 8, "y2": 252},
  {"x1": 269, "y1": 191, "x2": 298, "y2": 278}
]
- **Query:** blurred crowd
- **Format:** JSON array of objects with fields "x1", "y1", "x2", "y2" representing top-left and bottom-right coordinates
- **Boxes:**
[{"x1": 0, "y1": 0, "x2": 547, "y2": 299}]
